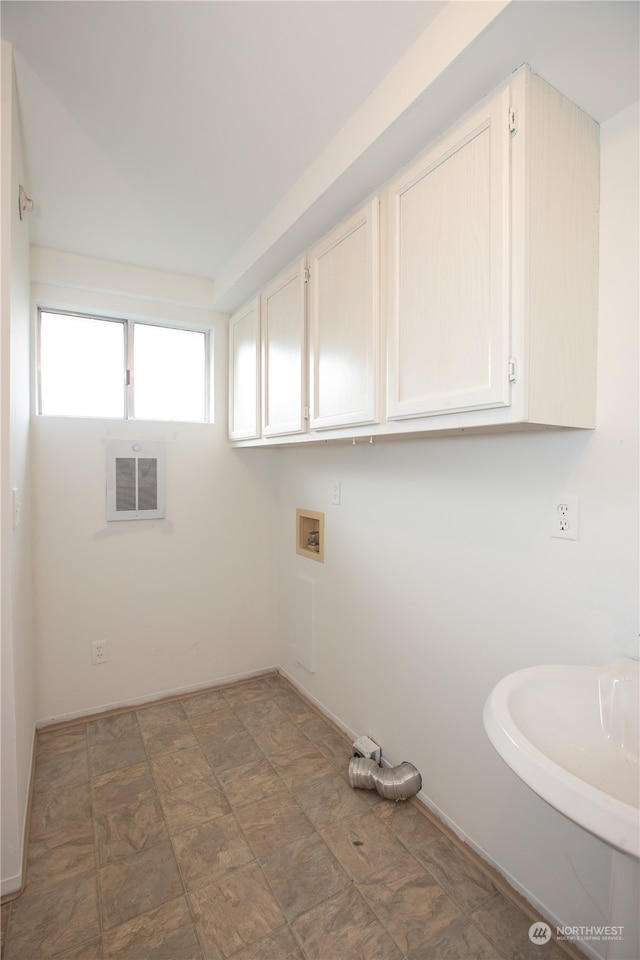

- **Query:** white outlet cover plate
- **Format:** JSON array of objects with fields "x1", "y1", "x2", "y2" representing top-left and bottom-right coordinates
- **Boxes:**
[{"x1": 552, "y1": 495, "x2": 579, "y2": 540}]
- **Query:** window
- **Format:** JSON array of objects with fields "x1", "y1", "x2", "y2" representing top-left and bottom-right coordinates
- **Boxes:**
[{"x1": 38, "y1": 310, "x2": 211, "y2": 422}]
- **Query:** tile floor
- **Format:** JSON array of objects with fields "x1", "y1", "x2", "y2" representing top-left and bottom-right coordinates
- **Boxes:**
[{"x1": 1, "y1": 673, "x2": 571, "y2": 960}]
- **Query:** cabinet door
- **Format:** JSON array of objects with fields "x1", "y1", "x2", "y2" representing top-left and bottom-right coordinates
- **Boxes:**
[
  {"x1": 387, "y1": 88, "x2": 511, "y2": 420},
  {"x1": 228, "y1": 298, "x2": 260, "y2": 440},
  {"x1": 261, "y1": 259, "x2": 306, "y2": 437},
  {"x1": 308, "y1": 198, "x2": 379, "y2": 430}
]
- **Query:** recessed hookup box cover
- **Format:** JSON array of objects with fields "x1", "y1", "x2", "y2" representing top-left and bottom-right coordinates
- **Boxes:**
[{"x1": 352, "y1": 735, "x2": 381, "y2": 762}]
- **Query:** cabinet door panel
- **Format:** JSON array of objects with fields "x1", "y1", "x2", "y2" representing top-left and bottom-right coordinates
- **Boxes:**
[
  {"x1": 387, "y1": 90, "x2": 511, "y2": 419},
  {"x1": 309, "y1": 199, "x2": 379, "y2": 429},
  {"x1": 261, "y1": 259, "x2": 306, "y2": 437},
  {"x1": 228, "y1": 298, "x2": 260, "y2": 440}
]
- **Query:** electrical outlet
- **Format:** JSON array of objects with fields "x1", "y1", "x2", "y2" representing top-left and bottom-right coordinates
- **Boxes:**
[
  {"x1": 91, "y1": 640, "x2": 108, "y2": 664},
  {"x1": 330, "y1": 480, "x2": 341, "y2": 505},
  {"x1": 551, "y1": 496, "x2": 579, "y2": 540}
]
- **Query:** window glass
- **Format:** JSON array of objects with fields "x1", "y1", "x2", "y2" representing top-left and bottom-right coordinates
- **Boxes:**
[
  {"x1": 39, "y1": 312, "x2": 125, "y2": 417},
  {"x1": 133, "y1": 323, "x2": 207, "y2": 422},
  {"x1": 38, "y1": 310, "x2": 210, "y2": 422}
]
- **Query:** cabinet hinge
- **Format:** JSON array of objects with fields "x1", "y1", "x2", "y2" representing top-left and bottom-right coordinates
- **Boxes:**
[
  {"x1": 303, "y1": 267, "x2": 310, "y2": 283},
  {"x1": 508, "y1": 107, "x2": 518, "y2": 136},
  {"x1": 508, "y1": 357, "x2": 518, "y2": 382}
]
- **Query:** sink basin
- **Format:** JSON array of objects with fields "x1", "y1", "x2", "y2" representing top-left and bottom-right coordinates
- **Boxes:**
[{"x1": 483, "y1": 657, "x2": 639, "y2": 858}]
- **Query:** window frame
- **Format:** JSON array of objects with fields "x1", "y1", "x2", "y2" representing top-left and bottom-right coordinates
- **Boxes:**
[{"x1": 37, "y1": 308, "x2": 212, "y2": 423}]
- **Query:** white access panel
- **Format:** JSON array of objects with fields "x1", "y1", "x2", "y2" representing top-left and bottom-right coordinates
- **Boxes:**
[{"x1": 294, "y1": 576, "x2": 316, "y2": 673}]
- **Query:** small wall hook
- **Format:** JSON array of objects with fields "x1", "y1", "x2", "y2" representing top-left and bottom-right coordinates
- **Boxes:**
[{"x1": 18, "y1": 185, "x2": 34, "y2": 220}]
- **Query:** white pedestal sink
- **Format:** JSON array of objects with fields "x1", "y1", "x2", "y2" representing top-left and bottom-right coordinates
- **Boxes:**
[{"x1": 484, "y1": 657, "x2": 639, "y2": 960}]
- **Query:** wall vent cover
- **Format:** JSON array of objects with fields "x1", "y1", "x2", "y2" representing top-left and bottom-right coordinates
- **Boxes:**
[{"x1": 106, "y1": 440, "x2": 165, "y2": 521}]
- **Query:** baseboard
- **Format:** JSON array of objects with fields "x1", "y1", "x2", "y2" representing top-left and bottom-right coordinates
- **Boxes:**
[{"x1": 36, "y1": 665, "x2": 280, "y2": 729}]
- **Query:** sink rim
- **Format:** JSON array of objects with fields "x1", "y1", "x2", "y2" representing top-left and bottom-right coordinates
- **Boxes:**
[{"x1": 483, "y1": 660, "x2": 640, "y2": 859}]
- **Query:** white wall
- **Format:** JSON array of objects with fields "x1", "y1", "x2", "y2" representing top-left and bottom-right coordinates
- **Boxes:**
[
  {"x1": 31, "y1": 251, "x2": 280, "y2": 723},
  {"x1": 276, "y1": 101, "x2": 639, "y2": 958},
  {"x1": 1, "y1": 40, "x2": 36, "y2": 897}
]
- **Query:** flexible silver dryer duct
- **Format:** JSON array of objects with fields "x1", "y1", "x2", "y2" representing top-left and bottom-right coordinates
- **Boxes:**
[{"x1": 348, "y1": 757, "x2": 422, "y2": 801}]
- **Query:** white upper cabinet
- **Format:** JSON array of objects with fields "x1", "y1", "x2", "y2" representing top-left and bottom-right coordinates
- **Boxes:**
[
  {"x1": 308, "y1": 199, "x2": 379, "y2": 429},
  {"x1": 261, "y1": 258, "x2": 306, "y2": 437},
  {"x1": 386, "y1": 87, "x2": 511, "y2": 420},
  {"x1": 386, "y1": 66, "x2": 599, "y2": 431},
  {"x1": 228, "y1": 66, "x2": 599, "y2": 446},
  {"x1": 228, "y1": 297, "x2": 260, "y2": 441}
]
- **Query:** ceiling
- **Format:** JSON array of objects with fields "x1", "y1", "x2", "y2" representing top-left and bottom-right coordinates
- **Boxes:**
[{"x1": 2, "y1": 1, "x2": 639, "y2": 311}]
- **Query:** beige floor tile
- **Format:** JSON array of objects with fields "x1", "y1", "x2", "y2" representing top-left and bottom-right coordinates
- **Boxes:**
[
  {"x1": 470, "y1": 894, "x2": 567, "y2": 960},
  {"x1": 271, "y1": 688, "x2": 314, "y2": 719},
  {"x1": 25, "y1": 828, "x2": 95, "y2": 893},
  {"x1": 51, "y1": 935, "x2": 104, "y2": 960},
  {"x1": 189, "y1": 709, "x2": 245, "y2": 746},
  {"x1": 222, "y1": 680, "x2": 273, "y2": 706},
  {"x1": 87, "y1": 712, "x2": 140, "y2": 745},
  {"x1": 358, "y1": 856, "x2": 463, "y2": 958},
  {"x1": 136, "y1": 701, "x2": 187, "y2": 733},
  {"x1": 250, "y1": 719, "x2": 312, "y2": 758},
  {"x1": 292, "y1": 715, "x2": 351, "y2": 765},
  {"x1": 91, "y1": 761, "x2": 156, "y2": 810},
  {"x1": 291, "y1": 886, "x2": 404, "y2": 960},
  {"x1": 293, "y1": 771, "x2": 381, "y2": 827},
  {"x1": 373, "y1": 794, "x2": 438, "y2": 840},
  {"x1": 32, "y1": 745, "x2": 89, "y2": 792},
  {"x1": 181, "y1": 689, "x2": 228, "y2": 718},
  {"x1": 103, "y1": 896, "x2": 203, "y2": 960},
  {"x1": 98, "y1": 841, "x2": 183, "y2": 930},
  {"x1": 140, "y1": 718, "x2": 200, "y2": 757},
  {"x1": 320, "y1": 810, "x2": 413, "y2": 882},
  {"x1": 269, "y1": 743, "x2": 329, "y2": 789},
  {"x1": 235, "y1": 790, "x2": 316, "y2": 858},
  {"x1": 4, "y1": 871, "x2": 99, "y2": 960},
  {"x1": 94, "y1": 794, "x2": 168, "y2": 866},
  {"x1": 232, "y1": 698, "x2": 288, "y2": 729},
  {"x1": 411, "y1": 828, "x2": 498, "y2": 913},
  {"x1": 172, "y1": 813, "x2": 254, "y2": 890},
  {"x1": 202, "y1": 729, "x2": 264, "y2": 774},
  {"x1": 189, "y1": 861, "x2": 285, "y2": 958},
  {"x1": 260, "y1": 832, "x2": 351, "y2": 921},
  {"x1": 151, "y1": 745, "x2": 214, "y2": 792},
  {"x1": 378, "y1": 801, "x2": 497, "y2": 912},
  {"x1": 412, "y1": 916, "x2": 504, "y2": 960},
  {"x1": 89, "y1": 736, "x2": 147, "y2": 777},
  {"x1": 159, "y1": 775, "x2": 231, "y2": 834},
  {"x1": 216, "y1": 756, "x2": 286, "y2": 808},
  {"x1": 29, "y1": 780, "x2": 92, "y2": 840},
  {"x1": 37, "y1": 724, "x2": 87, "y2": 756},
  {"x1": 1, "y1": 903, "x2": 10, "y2": 960},
  {"x1": 231, "y1": 924, "x2": 305, "y2": 960}
]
